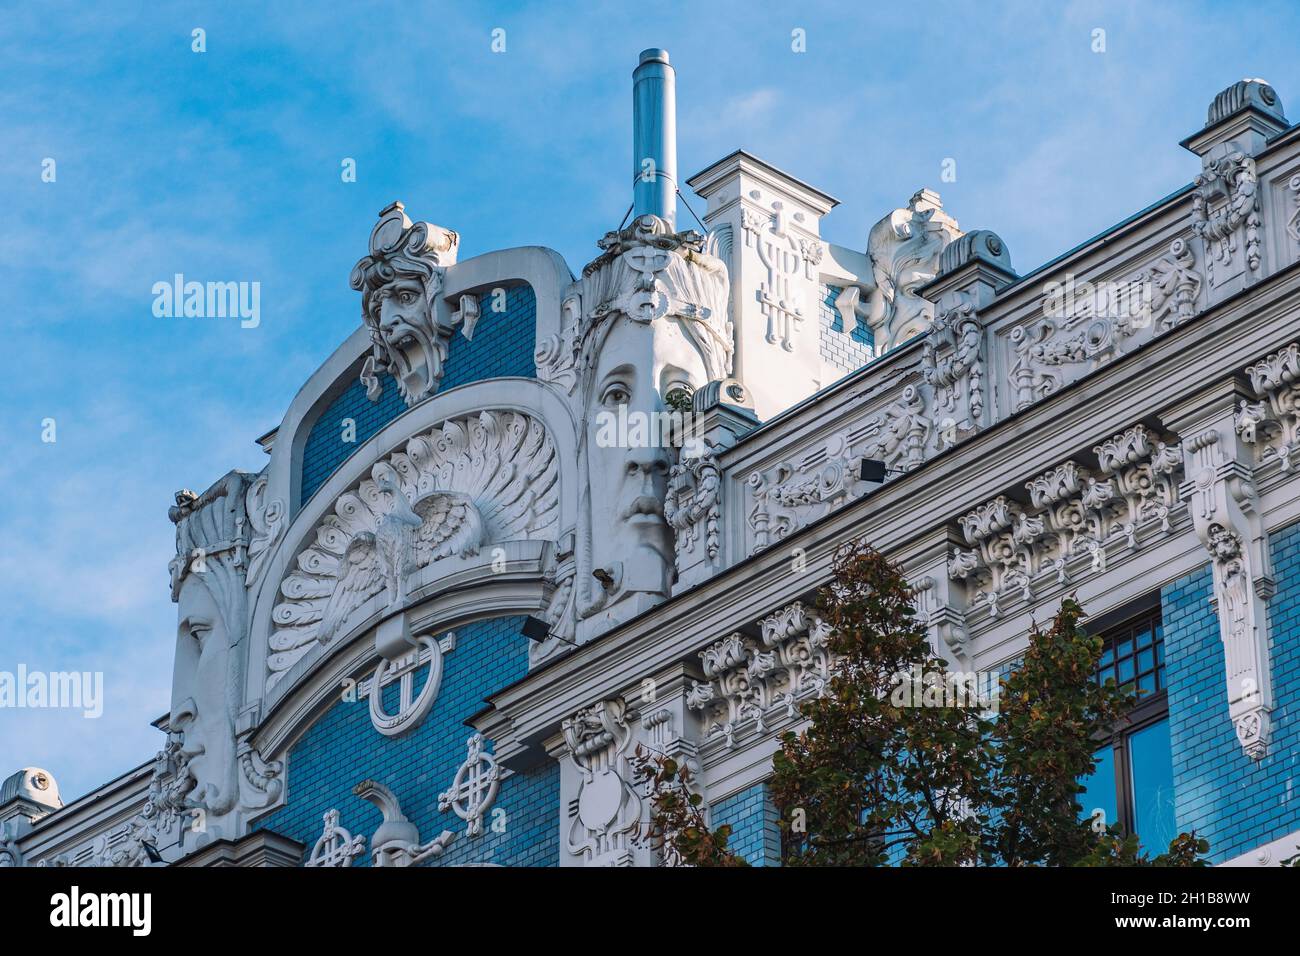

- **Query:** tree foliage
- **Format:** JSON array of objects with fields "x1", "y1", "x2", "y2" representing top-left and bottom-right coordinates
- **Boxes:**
[
  {"x1": 645, "y1": 538, "x2": 1211, "y2": 867},
  {"x1": 630, "y1": 746, "x2": 749, "y2": 867},
  {"x1": 771, "y1": 539, "x2": 996, "y2": 866}
]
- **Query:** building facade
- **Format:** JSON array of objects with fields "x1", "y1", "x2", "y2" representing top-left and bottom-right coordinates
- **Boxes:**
[{"x1": 4, "y1": 53, "x2": 1300, "y2": 868}]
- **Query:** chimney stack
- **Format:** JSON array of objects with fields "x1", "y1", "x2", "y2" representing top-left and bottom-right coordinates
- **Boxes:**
[{"x1": 632, "y1": 48, "x2": 677, "y2": 229}]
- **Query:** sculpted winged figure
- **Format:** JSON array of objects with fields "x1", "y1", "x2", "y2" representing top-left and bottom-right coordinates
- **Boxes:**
[{"x1": 315, "y1": 463, "x2": 483, "y2": 645}]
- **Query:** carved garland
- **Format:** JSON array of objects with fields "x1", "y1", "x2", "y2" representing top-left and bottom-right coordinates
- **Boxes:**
[
  {"x1": 948, "y1": 425, "x2": 1184, "y2": 618},
  {"x1": 686, "y1": 601, "x2": 833, "y2": 749},
  {"x1": 1192, "y1": 151, "x2": 1260, "y2": 286},
  {"x1": 665, "y1": 448, "x2": 722, "y2": 563}
]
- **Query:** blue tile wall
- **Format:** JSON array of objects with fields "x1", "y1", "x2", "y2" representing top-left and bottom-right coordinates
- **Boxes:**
[
  {"x1": 298, "y1": 283, "x2": 537, "y2": 508},
  {"x1": 1162, "y1": 521, "x2": 1300, "y2": 863},
  {"x1": 254, "y1": 616, "x2": 558, "y2": 867},
  {"x1": 299, "y1": 372, "x2": 406, "y2": 505},
  {"x1": 441, "y1": 283, "x2": 536, "y2": 390},
  {"x1": 712, "y1": 781, "x2": 781, "y2": 866},
  {"x1": 818, "y1": 282, "x2": 874, "y2": 377}
]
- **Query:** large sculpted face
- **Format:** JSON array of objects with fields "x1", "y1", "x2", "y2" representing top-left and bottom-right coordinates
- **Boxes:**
[
  {"x1": 584, "y1": 314, "x2": 710, "y2": 603},
  {"x1": 351, "y1": 203, "x2": 459, "y2": 407},
  {"x1": 374, "y1": 275, "x2": 442, "y2": 403},
  {"x1": 170, "y1": 575, "x2": 236, "y2": 817}
]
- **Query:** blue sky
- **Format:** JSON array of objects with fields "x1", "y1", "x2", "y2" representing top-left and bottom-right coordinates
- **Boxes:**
[{"x1": 2, "y1": 0, "x2": 1298, "y2": 802}]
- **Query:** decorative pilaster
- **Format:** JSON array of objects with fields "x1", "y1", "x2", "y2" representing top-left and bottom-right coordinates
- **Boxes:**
[
  {"x1": 1167, "y1": 380, "x2": 1275, "y2": 759},
  {"x1": 903, "y1": 527, "x2": 971, "y2": 667},
  {"x1": 560, "y1": 698, "x2": 645, "y2": 866}
]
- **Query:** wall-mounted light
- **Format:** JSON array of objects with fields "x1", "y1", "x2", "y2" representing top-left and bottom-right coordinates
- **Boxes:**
[
  {"x1": 520, "y1": 615, "x2": 576, "y2": 648},
  {"x1": 859, "y1": 458, "x2": 889, "y2": 483}
]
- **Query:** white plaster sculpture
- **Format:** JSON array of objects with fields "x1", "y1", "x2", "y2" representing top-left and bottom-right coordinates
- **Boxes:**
[
  {"x1": 350, "y1": 201, "x2": 460, "y2": 406},
  {"x1": 270, "y1": 410, "x2": 557, "y2": 683},
  {"x1": 863, "y1": 189, "x2": 962, "y2": 351}
]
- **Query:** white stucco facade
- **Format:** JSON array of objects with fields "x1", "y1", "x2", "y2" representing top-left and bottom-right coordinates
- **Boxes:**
[{"x1": 5, "y1": 57, "x2": 1300, "y2": 870}]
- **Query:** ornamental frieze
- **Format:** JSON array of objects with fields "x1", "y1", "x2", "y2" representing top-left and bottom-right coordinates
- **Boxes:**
[
  {"x1": 948, "y1": 424, "x2": 1185, "y2": 618},
  {"x1": 269, "y1": 409, "x2": 560, "y2": 685},
  {"x1": 686, "y1": 601, "x2": 833, "y2": 749}
]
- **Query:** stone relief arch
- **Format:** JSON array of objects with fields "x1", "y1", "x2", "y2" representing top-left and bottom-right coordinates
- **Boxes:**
[
  {"x1": 247, "y1": 377, "x2": 579, "y2": 706},
  {"x1": 254, "y1": 243, "x2": 573, "y2": 559}
]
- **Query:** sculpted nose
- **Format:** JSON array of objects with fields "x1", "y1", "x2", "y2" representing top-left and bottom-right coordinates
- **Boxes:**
[{"x1": 626, "y1": 445, "x2": 670, "y2": 482}]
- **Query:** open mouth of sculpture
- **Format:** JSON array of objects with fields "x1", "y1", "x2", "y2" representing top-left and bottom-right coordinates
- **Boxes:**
[{"x1": 385, "y1": 327, "x2": 426, "y2": 385}]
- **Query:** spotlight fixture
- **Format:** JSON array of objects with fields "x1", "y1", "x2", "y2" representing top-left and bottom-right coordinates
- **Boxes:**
[
  {"x1": 520, "y1": 614, "x2": 576, "y2": 647},
  {"x1": 520, "y1": 615, "x2": 550, "y2": 642},
  {"x1": 592, "y1": 567, "x2": 616, "y2": 590},
  {"x1": 859, "y1": 458, "x2": 889, "y2": 483},
  {"x1": 142, "y1": 840, "x2": 164, "y2": 864}
]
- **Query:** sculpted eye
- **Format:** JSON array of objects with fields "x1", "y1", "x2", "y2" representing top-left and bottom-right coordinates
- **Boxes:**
[
  {"x1": 602, "y1": 383, "x2": 631, "y2": 407},
  {"x1": 399, "y1": 290, "x2": 419, "y2": 305}
]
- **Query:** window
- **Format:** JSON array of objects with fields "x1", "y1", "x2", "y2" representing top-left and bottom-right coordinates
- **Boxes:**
[{"x1": 1078, "y1": 603, "x2": 1176, "y2": 851}]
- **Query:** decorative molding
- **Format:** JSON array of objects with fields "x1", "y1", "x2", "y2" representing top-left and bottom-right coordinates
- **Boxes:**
[
  {"x1": 534, "y1": 293, "x2": 582, "y2": 395},
  {"x1": 665, "y1": 446, "x2": 721, "y2": 564},
  {"x1": 909, "y1": 574, "x2": 968, "y2": 659},
  {"x1": 686, "y1": 601, "x2": 833, "y2": 749},
  {"x1": 366, "y1": 632, "x2": 453, "y2": 736},
  {"x1": 922, "y1": 298, "x2": 984, "y2": 437},
  {"x1": 1235, "y1": 340, "x2": 1300, "y2": 473},
  {"x1": 245, "y1": 473, "x2": 285, "y2": 586},
  {"x1": 1192, "y1": 151, "x2": 1260, "y2": 286},
  {"x1": 869, "y1": 384, "x2": 932, "y2": 473},
  {"x1": 754, "y1": 203, "x2": 810, "y2": 351},
  {"x1": 438, "y1": 734, "x2": 501, "y2": 837},
  {"x1": 949, "y1": 424, "x2": 1183, "y2": 618},
  {"x1": 304, "y1": 809, "x2": 366, "y2": 867},
  {"x1": 1288, "y1": 173, "x2": 1300, "y2": 245},
  {"x1": 269, "y1": 409, "x2": 559, "y2": 684},
  {"x1": 562, "y1": 699, "x2": 642, "y2": 866},
  {"x1": 1008, "y1": 240, "x2": 1204, "y2": 412},
  {"x1": 1179, "y1": 424, "x2": 1275, "y2": 760}
]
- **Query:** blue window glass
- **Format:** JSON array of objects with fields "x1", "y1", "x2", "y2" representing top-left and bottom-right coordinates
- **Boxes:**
[
  {"x1": 1079, "y1": 745, "x2": 1118, "y2": 832},
  {"x1": 1129, "y1": 718, "x2": 1176, "y2": 852}
]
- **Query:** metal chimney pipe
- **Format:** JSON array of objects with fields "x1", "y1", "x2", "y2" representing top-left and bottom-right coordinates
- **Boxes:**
[{"x1": 632, "y1": 48, "x2": 677, "y2": 229}]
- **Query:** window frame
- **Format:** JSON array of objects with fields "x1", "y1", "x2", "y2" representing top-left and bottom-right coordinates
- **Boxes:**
[{"x1": 1087, "y1": 602, "x2": 1170, "y2": 840}]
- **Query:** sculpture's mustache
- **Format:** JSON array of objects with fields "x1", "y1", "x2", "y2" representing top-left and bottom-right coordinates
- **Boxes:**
[{"x1": 622, "y1": 495, "x2": 664, "y2": 520}]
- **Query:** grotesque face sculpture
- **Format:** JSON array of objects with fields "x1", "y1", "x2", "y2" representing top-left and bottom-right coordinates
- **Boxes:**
[
  {"x1": 374, "y1": 275, "x2": 443, "y2": 404},
  {"x1": 351, "y1": 202, "x2": 459, "y2": 407},
  {"x1": 170, "y1": 574, "x2": 237, "y2": 819}
]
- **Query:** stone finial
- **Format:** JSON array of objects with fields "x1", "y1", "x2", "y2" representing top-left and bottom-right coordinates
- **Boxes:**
[
  {"x1": 1185, "y1": 78, "x2": 1289, "y2": 160},
  {"x1": 1206, "y1": 78, "x2": 1286, "y2": 129},
  {"x1": 0, "y1": 768, "x2": 62, "y2": 819},
  {"x1": 937, "y1": 229, "x2": 1015, "y2": 279}
]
